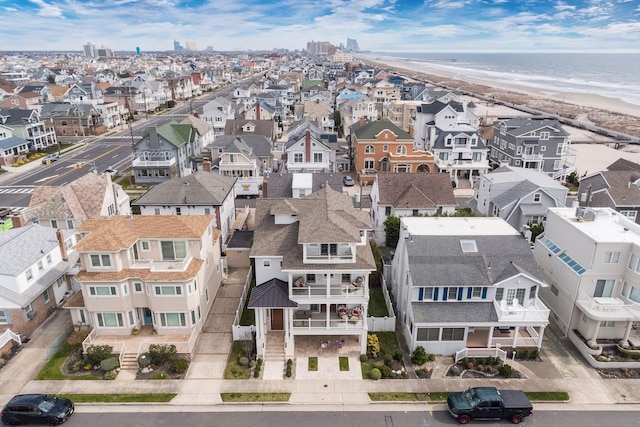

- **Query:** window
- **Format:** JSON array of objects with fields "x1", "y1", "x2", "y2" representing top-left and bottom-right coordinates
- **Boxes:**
[
  {"x1": 294, "y1": 153, "x2": 303, "y2": 163},
  {"x1": 0, "y1": 310, "x2": 8, "y2": 324},
  {"x1": 25, "y1": 268, "x2": 33, "y2": 281},
  {"x1": 128, "y1": 311, "x2": 135, "y2": 326},
  {"x1": 97, "y1": 313, "x2": 124, "y2": 327},
  {"x1": 37, "y1": 260, "x2": 43, "y2": 271},
  {"x1": 154, "y1": 208, "x2": 160, "y2": 215},
  {"x1": 364, "y1": 145, "x2": 375, "y2": 154},
  {"x1": 263, "y1": 260, "x2": 271, "y2": 267},
  {"x1": 472, "y1": 287, "x2": 482, "y2": 298},
  {"x1": 321, "y1": 244, "x2": 337, "y2": 255},
  {"x1": 420, "y1": 287, "x2": 434, "y2": 301},
  {"x1": 364, "y1": 159, "x2": 374, "y2": 169},
  {"x1": 385, "y1": 206, "x2": 391, "y2": 216},
  {"x1": 154, "y1": 285, "x2": 182, "y2": 296},
  {"x1": 533, "y1": 193, "x2": 541, "y2": 202},
  {"x1": 550, "y1": 285, "x2": 559, "y2": 296},
  {"x1": 529, "y1": 285, "x2": 537, "y2": 300},
  {"x1": 600, "y1": 320, "x2": 615, "y2": 327},
  {"x1": 441, "y1": 328, "x2": 465, "y2": 341},
  {"x1": 460, "y1": 240, "x2": 478, "y2": 252},
  {"x1": 629, "y1": 253, "x2": 636, "y2": 269},
  {"x1": 448, "y1": 287, "x2": 459, "y2": 300},
  {"x1": 176, "y1": 207, "x2": 181, "y2": 216},
  {"x1": 495, "y1": 288, "x2": 504, "y2": 301},
  {"x1": 204, "y1": 208, "x2": 211, "y2": 215},
  {"x1": 46, "y1": 254, "x2": 52, "y2": 264},
  {"x1": 90, "y1": 254, "x2": 112, "y2": 267},
  {"x1": 134, "y1": 282, "x2": 143, "y2": 293},
  {"x1": 621, "y1": 211, "x2": 637, "y2": 221},
  {"x1": 141, "y1": 241, "x2": 150, "y2": 251},
  {"x1": 159, "y1": 312, "x2": 187, "y2": 327},
  {"x1": 67, "y1": 220, "x2": 74, "y2": 229},
  {"x1": 160, "y1": 241, "x2": 187, "y2": 260},
  {"x1": 396, "y1": 145, "x2": 406, "y2": 155},
  {"x1": 540, "y1": 131, "x2": 550, "y2": 140},
  {"x1": 306, "y1": 274, "x2": 316, "y2": 283},
  {"x1": 417, "y1": 328, "x2": 439, "y2": 341},
  {"x1": 630, "y1": 287, "x2": 640, "y2": 303},
  {"x1": 604, "y1": 251, "x2": 620, "y2": 264},
  {"x1": 89, "y1": 286, "x2": 117, "y2": 296},
  {"x1": 594, "y1": 279, "x2": 614, "y2": 298},
  {"x1": 412, "y1": 209, "x2": 419, "y2": 216},
  {"x1": 313, "y1": 153, "x2": 322, "y2": 163},
  {"x1": 383, "y1": 145, "x2": 388, "y2": 152},
  {"x1": 51, "y1": 220, "x2": 58, "y2": 228},
  {"x1": 41, "y1": 289, "x2": 50, "y2": 304}
]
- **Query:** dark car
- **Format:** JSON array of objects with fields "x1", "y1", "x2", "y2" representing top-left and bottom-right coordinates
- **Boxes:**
[
  {"x1": 343, "y1": 175, "x2": 355, "y2": 186},
  {"x1": 1, "y1": 394, "x2": 74, "y2": 425}
]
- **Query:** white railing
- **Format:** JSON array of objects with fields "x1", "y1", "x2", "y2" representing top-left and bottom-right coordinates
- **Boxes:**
[
  {"x1": 291, "y1": 284, "x2": 365, "y2": 298},
  {"x1": 81, "y1": 328, "x2": 98, "y2": 353},
  {"x1": 130, "y1": 255, "x2": 192, "y2": 272},
  {"x1": 455, "y1": 347, "x2": 507, "y2": 363},
  {"x1": 493, "y1": 298, "x2": 550, "y2": 322},
  {"x1": 576, "y1": 292, "x2": 640, "y2": 319},
  {"x1": 132, "y1": 157, "x2": 177, "y2": 168},
  {"x1": 0, "y1": 329, "x2": 21, "y2": 348},
  {"x1": 521, "y1": 153, "x2": 544, "y2": 160},
  {"x1": 291, "y1": 318, "x2": 365, "y2": 331}
]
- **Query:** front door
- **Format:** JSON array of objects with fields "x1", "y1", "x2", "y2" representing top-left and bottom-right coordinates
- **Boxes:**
[
  {"x1": 142, "y1": 308, "x2": 153, "y2": 325},
  {"x1": 271, "y1": 309, "x2": 284, "y2": 330}
]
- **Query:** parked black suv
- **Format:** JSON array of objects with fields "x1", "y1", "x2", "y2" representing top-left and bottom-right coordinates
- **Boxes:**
[{"x1": 1, "y1": 394, "x2": 74, "y2": 425}]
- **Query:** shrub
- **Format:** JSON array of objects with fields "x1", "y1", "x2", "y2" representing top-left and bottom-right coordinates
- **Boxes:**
[
  {"x1": 460, "y1": 357, "x2": 468, "y2": 366},
  {"x1": 427, "y1": 353, "x2": 436, "y2": 362},
  {"x1": 360, "y1": 354, "x2": 368, "y2": 362},
  {"x1": 287, "y1": 359, "x2": 293, "y2": 366},
  {"x1": 256, "y1": 357, "x2": 263, "y2": 367},
  {"x1": 485, "y1": 365, "x2": 494, "y2": 374},
  {"x1": 392, "y1": 349, "x2": 404, "y2": 362},
  {"x1": 466, "y1": 361, "x2": 474, "y2": 370},
  {"x1": 83, "y1": 363, "x2": 93, "y2": 371},
  {"x1": 499, "y1": 364, "x2": 513, "y2": 378},
  {"x1": 238, "y1": 356, "x2": 249, "y2": 366},
  {"x1": 148, "y1": 344, "x2": 177, "y2": 365},
  {"x1": 380, "y1": 364, "x2": 394, "y2": 378},
  {"x1": 383, "y1": 354, "x2": 393, "y2": 367},
  {"x1": 411, "y1": 346, "x2": 428, "y2": 365},
  {"x1": 367, "y1": 334, "x2": 381, "y2": 358},
  {"x1": 450, "y1": 365, "x2": 460, "y2": 376},
  {"x1": 370, "y1": 367, "x2": 382, "y2": 380},
  {"x1": 67, "y1": 330, "x2": 90, "y2": 349},
  {"x1": 253, "y1": 366, "x2": 261, "y2": 378},
  {"x1": 477, "y1": 364, "x2": 484, "y2": 371},
  {"x1": 69, "y1": 360, "x2": 83, "y2": 372},
  {"x1": 170, "y1": 358, "x2": 189, "y2": 374},
  {"x1": 285, "y1": 364, "x2": 292, "y2": 378},
  {"x1": 86, "y1": 345, "x2": 113, "y2": 365},
  {"x1": 138, "y1": 353, "x2": 152, "y2": 368},
  {"x1": 100, "y1": 357, "x2": 120, "y2": 372},
  {"x1": 103, "y1": 370, "x2": 117, "y2": 380},
  {"x1": 530, "y1": 349, "x2": 539, "y2": 360}
]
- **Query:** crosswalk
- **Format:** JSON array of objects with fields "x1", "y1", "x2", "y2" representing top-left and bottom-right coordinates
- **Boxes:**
[{"x1": 0, "y1": 187, "x2": 34, "y2": 194}]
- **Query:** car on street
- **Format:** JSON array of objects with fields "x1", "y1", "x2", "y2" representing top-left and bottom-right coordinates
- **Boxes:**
[
  {"x1": 1, "y1": 394, "x2": 74, "y2": 425},
  {"x1": 0, "y1": 207, "x2": 12, "y2": 218},
  {"x1": 104, "y1": 167, "x2": 117, "y2": 177},
  {"x1": 343, "y1": 175, "x2": 355, "y2": 186},
  {"x1": 42, "y1": 153, "x2": 59, "y2": 164}
]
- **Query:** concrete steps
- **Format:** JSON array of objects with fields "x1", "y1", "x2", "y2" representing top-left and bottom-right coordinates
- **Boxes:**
[
  {"x1": 264, "y1": 331, "x2": 285, "y2": 360},
  {"x1": 121, "y1": 353, "x2": 138, "y2": 370}
]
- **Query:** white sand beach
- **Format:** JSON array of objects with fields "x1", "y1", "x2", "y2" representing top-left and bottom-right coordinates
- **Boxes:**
[{"x1": 360, "y1": 56, "x2": 640, "y2": 118}]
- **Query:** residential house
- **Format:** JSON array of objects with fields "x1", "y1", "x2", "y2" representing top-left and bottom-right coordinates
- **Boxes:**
[
  {"x1": 391, "y1": 217, "x2": 550, "y2": 354},
  {"x1": 224, "y1": 119, "x2": 277, "y2": 141},
  {"x1": 383, "y1": 100, "x2": 422, "y2": 133},
  {"x1": 0, "y1": 134, "x2": 29, "y2": 167},
  {"x1": 67, "y1": 215, "x2": 222, "y2": 358},
  {"x1": 249, "y1": 184, "x2": 376, "y2": 357},
  {"x1": 0, "y1": 223, "x2": 78, "y2": 338},
  {"x1": 65, "y1": 82, "x2": 104, "y2": 104},
  {"x1": 470, "y1": 165, "x2": 568, "y2": 234},
  {"x1": 413, "y1": 100, "x2": 479, "y2": 150},
  {"x1": 132, "y1": 122, "x2": 203, "y2": 184},
  {"x1": 244, "y1": 102, "x2": 274, "y2": 121},
  {"x1": 367, "y1": 79, "x2": 401, "y2": 104},
  {"x1": 23, "y1": 173, "x2": 130, "y2": 230},
  {"x1": 577, "y1": 161, "x2": 640, "y2": 224},
  {"x1": 489, "y1": 117, "x2": 576, "y2": 181},
  {"x1": 201, "y1": 97, "x2": 235, "y2": 138},
  {"x1": 303, "y1": 99, "x2": 333, "y2": 132},
  {"x1": 206, "y1": 135, "x2": 273, "y2": 197},
  {"x1": 533, "y1": 207, "x2": 640, "y2": 359},
  {"x1": 284, "y1": 129, "x2": 334, "y2": 173},
  {"x1": 369, "y1": 173, "x2": 457, "y2": 244},
  {"x1": 0, "y1": 108, "x2": 57, "y2": 151},
  {"x1": 339, "y1": 95, "x2": 376, "y2": 132},
  {"x1": 180, "y1": 114, "x2": 216, "y2": 149},
  {"x1": 40, "y1": 103, "x2": 106, "y2": 140},
  {"x1": 262, "y1": 172, "x2": 343, "y2": 199},
  {"x1": 0, "y1": 92, "x2": 42, "y2": 110},
  {"x1": 133, "y1": 172, "x2": 237, "y2": 243},
  {"x1": 351, "y1": 119, "x2": 434, "y2": 184}
]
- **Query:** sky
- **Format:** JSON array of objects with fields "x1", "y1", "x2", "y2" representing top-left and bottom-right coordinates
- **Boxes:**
[{"x1": 1, "y1": 0, "x2": 640, "y2": 53}]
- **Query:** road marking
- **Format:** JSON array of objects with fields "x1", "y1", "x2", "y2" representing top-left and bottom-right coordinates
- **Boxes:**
[
  {"x1": 0, "y1": 188, "x2": 34, "y2": 194},
  {"x1": 34, "y1": 175, "x2": 59, "y2": 183}
]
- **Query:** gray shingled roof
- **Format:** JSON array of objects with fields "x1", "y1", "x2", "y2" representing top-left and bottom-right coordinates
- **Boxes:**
[
  {"x1": 431, "y1": 129, "x2": 487, "y2": 150},
  {"x1": 412, "y1": 301, "x2": 498, "y2": 323},
  {"x1": 353, "y1": 120, "x2": 412, "y2": 140},
  {"x1": 498, "y1": 117, "x2": 569, "y2": 137},
  {"x1": 406, "y1": 234, "x2": 543, "y2": 287},
  {"x1": 376, "y1": 173, "x2": 457, "y2": 208},
  {"x1": 248, "y1": 278, "x2": 297, "y2": 308},
  {"x1": 492, "y1": 181, "x2": 538, "y2": 208},
  {"x1": 264, "y1": 172, "x2": 342, "y2": 198},
  {"x1": 133, "y1": 172, "x2": 236, "y2": 206}
]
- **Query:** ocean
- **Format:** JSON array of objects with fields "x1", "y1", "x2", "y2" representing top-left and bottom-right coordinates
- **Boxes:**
[{"x1": 368, "y1": 52, "x2": 640, "y2": 108}]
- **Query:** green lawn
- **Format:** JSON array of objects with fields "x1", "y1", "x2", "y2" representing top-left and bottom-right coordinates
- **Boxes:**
[
  {"x1": 361, "y1": 332, "x2": 402, "y2": 379},
  {"x1": 239, "y1": 281, "x2": 255, "y2": 326},
  {"x1": 308, "y1": 357, "x2": 318, "y2": 371},
  {"x1": 57, "y1": 394, "x2": 176, "y2": 403},
  {"x1": 224, "y1": 341, "x2": 251, "y2": 379},
  {"x1": 368, "y1": 284, "x2": 389, "y2": 317},
  {"x1": 339, "y1": 357, "x2": 349, "y2": 371},
  {"x1": 35, "y1": 344, "x2": 101, "y2": 381},
  {"x1": 220, "y1": 393, "x2": 290, "y2": 402},
  {"x1": 368, "y1": 391, "x2": 570, "y2": 402}
]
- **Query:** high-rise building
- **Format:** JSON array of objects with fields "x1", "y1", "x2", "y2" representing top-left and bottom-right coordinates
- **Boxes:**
[
  {"x1": 346, "y1": 38, "x2": 360, "y2": 53},
  {"x1": 306, "y1": 40, "x2": 335, "y2": 55},
  {"x1": 83, "y1": 42, "x2": 96, "y2": 58},
  {"x1": 185, "y1": 41, "x2": 197, "y2": 51},
  {"x1": 96, "y1": 47, "x2": 114, "y2": 58},
  {"x1": 174, "y1": 40, "x2": 183, "y2": 51}
]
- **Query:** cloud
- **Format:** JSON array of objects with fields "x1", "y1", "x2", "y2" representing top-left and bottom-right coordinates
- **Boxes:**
[{"x1": 29, "y1": 0, "x2": 63, "y2": 17}]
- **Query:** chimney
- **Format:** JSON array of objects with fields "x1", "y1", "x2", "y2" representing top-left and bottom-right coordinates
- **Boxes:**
[
  {"x1": 56, "y1": 229, "x2": 68, "y2": 261},
  {"x1": 11, "y1": 213, "x2": 25, "y2": 228},
  {"x1": 255, "y1": 102, "x2": 261, "y2": 120},
  {"x1": 149, "y1": 126, "x2": 159, "y2": 149},
  {"x1": 359, "y1": 116, "x2": 364, "y2": 127},
  {"x1": 262, "y1": 178, "x2": 268, "y2": 198},
  {"x1": 305, "y1": 130, "x2": 311, "y2": 163},
  {"x1": 203, "y1": 158, "x2": 211, "y2": 172}
]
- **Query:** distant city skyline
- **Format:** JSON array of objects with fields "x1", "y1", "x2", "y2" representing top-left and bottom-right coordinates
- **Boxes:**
[{"x1": 1, "y1": 0, "x2": 639, "y2": 53}]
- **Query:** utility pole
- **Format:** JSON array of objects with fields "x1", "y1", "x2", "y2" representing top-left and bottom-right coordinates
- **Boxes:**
[{"x1": 128, "y1": 120, "x2": 135, "y2": 147}]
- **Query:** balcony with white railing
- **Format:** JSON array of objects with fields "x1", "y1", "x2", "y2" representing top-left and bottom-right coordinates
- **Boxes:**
[
  {"x1": 304, "y1": 244, "x2": 354, "y2": 263},
  {"x1": 493, "y1": 298, "x2": 550, "y2": 322},
  {"x1": 132, "y1": 157, "x2": 177, "y2": 168},
  {"x1": 291, "y1": 309, "x2": 365, "y2": 332},
  {"x1": 521, "y1": 152, "x2": 544, "y2": 161},
  {"x1": 576, "y1": 292, "x2": 640, "y2": 321},
  {"x1": 130, "y1": 255, "x2": 193, "y2": 272},
  {"x1": 291, "y1": 275, "x2": 366, "y2": 299}
]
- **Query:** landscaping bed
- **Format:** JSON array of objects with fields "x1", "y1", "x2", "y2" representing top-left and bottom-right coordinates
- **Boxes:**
[
  {"x1": 361, "y1": 332, "x2": 408, "y2": 379},
  {"x1": 446, "y1": 357, "x2": 524, "y2": 379},
  {"x1": 135, "y1": 344, "x2": 190, "y2": 380}
]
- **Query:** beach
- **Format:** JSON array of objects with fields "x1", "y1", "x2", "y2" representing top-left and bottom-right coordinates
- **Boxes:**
[{"x1": 358, "y1": 56, "x2": 640, "y2": 138}]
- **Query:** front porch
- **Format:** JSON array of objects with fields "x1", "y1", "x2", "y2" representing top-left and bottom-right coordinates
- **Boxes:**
[
  {"x1": 467, "y1": 326, "x2": 544, "y2": 349},
  {"x1": 294, "y1": 335, "x2": 360, "y2": 357}
]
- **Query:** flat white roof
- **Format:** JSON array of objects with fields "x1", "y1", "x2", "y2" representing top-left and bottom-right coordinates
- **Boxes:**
[
  {"x1": 292, "y1": 173, "x2": 312, "y2": 189},
  {"x1": 401, "y1": 216, "x2": 519, "y2": 236},
  {"x1": 549, "y1": 207, "x2": 640, "y2": 244}
]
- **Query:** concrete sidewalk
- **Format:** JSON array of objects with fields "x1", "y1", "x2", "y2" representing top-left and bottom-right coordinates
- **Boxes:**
[{"x1": 3, "y1": 309, "x2": 640, "y2": 412}]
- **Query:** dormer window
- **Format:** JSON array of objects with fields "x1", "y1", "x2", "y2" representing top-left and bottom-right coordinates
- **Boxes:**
[{"x1": 460, "y1": 240, "x2": 477, "y2": 253}]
